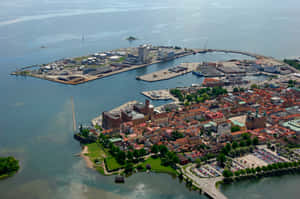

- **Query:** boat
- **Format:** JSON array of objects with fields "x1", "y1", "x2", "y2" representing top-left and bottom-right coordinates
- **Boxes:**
[{"x1": 192, "y1": 71, "x2": 204, "y2": 77}]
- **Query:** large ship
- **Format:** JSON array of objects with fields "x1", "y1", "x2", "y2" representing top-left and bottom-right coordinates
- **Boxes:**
[{"x1": 192, "y1": 71, "x2": 204, "y2": 77}]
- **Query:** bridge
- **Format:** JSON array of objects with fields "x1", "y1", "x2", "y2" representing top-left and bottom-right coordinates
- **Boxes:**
[{"x1": 181, "y1": 165, "x2": 227, "y2": 199}]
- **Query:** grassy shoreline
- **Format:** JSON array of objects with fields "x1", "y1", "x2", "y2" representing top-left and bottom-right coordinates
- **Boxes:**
[{"x1": 83, "y1": 143, "x2": 177, "y2": 176}]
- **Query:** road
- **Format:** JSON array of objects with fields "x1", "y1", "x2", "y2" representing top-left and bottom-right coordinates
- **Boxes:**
[{"x1": 181, "y1": 164, "x2": 227, "y2": 199}]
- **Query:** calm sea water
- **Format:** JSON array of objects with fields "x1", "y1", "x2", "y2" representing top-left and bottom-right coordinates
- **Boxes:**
[{"x1": 1, "y1": 0, "x2": 300, "y2": 199}]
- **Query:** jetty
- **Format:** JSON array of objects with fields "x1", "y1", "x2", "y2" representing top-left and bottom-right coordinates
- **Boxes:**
[{"x1": 71, "y1": 97, "x2": 76, "y2": 131}]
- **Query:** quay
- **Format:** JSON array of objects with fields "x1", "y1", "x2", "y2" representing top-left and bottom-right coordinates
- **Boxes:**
[{"x1": 137, "y1": 63, "x2": 199, "y2": 82}]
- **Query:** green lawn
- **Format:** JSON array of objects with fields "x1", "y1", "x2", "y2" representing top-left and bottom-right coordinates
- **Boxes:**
[
  {"x1": 141, "y1": 157, "x2": 177, "y2": 175},
  {"x1": 86, "y1": 143, "x2": 108, "y2": 174},
  {"x1": 86, "y1": 143, "x2": 106, "y2": 162},
  {"x1": 86, "y1": 143, "x2": 123, "y2": 174},
  {"x1": 105, "y1": 157, "x2": 123, "y2": 171}
]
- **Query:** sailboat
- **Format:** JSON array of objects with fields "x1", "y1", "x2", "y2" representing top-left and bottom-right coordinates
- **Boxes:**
[{"x1": 199, "y1": 40, "x2": 208, "y2": 54}]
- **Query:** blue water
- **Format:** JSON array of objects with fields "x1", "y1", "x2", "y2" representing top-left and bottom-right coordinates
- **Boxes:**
[{"x1": 1, "y1": 0, "x2": 300, "y2": 199}]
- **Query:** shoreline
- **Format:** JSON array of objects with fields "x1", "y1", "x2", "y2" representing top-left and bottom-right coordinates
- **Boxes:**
[{"x1": 80, "y1": 146, "x2": 94, "y2": 169}]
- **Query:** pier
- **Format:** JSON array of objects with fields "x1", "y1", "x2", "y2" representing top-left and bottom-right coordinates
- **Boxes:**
[{"x1": 71, "y1": 97, "x2": 76, "y2": 132}]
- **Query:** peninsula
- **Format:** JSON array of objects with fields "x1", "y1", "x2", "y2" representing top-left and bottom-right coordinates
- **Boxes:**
[
  {"x1": 75, "y1": 79, "x2": 300, "y2": 198},
  {"x1": 11, "y1": 45, "x2": 193, "y2": 85},
  {"x1": 69, "y1": 45, "x2": 300, "y2": 199}
]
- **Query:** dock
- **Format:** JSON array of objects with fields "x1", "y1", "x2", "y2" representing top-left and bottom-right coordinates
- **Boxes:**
[{"x1": 137, "y1": 63, "x2": 199, "y2": 82}]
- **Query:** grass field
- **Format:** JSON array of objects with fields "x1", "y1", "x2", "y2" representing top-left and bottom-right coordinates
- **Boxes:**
[
  {"x1": 141, "y1": 157, "x2": 177, "y2": 175},
  {"x1": 86, "y1": 143, "x2": 123, "y2": 174},
  {"x1": 86, "y1": 143, "x2": 106, "y2": 161},
  {"x1": 105, "y1": 157, "x2": 123, "y2": 171},
  {"x1": 86, "y1": 143, "x2": 108, "y2": 174}
]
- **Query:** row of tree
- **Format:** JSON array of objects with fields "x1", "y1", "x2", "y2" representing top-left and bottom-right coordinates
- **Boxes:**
[{"x1": 222, "y1": 161, "x2": 300, "y2": 178}]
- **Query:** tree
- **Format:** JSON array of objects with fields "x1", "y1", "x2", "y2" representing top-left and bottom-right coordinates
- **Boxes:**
[
  {"x1": 225, "y1": 143, "x2": 232, "y2": 152},
  {"x1": 139, "y1": 148, "x2": 146, "y2": 157},
  {"x1": 222, "y1": 169, "x2": 233, "y2": 178},
  {"x1": 239, "y1": 140, "x2": 246, "y2": 147},
  {"x1": 231, "y1": 125, "x2": 240, "y2": 132},
  {"x1": 255, "y1": 166, "x2": 261, "y2": 173},
  {"x1": 127, "y1": 151, "x2": 133, "y2": 161},
  {"x1": 133, "y1": 150, "x2": 139, "y2": 159},
  {"x1": 124, "y1": 163, "x2": 134, "y2": 173},
  {"x1": 195, "y1": 158, "x2": 201, "y2": 168},
  {"x1": 234, "y1": 170, "x2": 241, "y2": 176},
  {"x1": 217, "y1": 153, "x2": 226, "y2": 167},
  {"x1": 233, "y1": 87, "x2": 239, "y2": 93},
  {"x1": 186, "y1": 94, "x2": 193, "y2": 102},
  {"x1": 159, "y1": 145, "x2": 168, "y2": 157},
  {"x1": 251, "y1": 84, "x2": 258, "y2": 89},
  {"x1": 242, "y1": 133, "x2": 251, "y2": 140},
  {"x1": 81, "y1": 128, "x2": 90, "y2": 137},
  {"x1": 116, "y1": 151, "x2": 126, "y2": 165},
  {"x1": 253, "y1": 137, "x2": 259, "y2": 145},
  {"x1": 232, "y1": 141, "x2": 239, "y2": 149},
  {"x1": 0, "y1": 157, "x2": 20, "y2": 176},
  {"x1": 171, "y1": 131, "x2": 184, "y2": 140},
  {"x1": 151, "y1": 144, "x2": 159, "y2": 154},
  {"x1": 246, "y1": 138, "x2": 252, "y2": 146}
]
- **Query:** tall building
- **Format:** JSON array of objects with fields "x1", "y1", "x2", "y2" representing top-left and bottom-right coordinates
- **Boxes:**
[
  {"x1": 138, "y1": 45, "x2": 149, "y2": 64},
  {"x1": 246, "y1": 110, "x2": 266, "y2": 130}
]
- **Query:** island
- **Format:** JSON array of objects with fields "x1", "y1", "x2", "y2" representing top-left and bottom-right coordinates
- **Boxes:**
[
  {"x1": 126, "y1": 36, "x2": 138, "y2": 41},
  {"x1": 0, "y1": 156, "x2": 20, "y2": 180}
]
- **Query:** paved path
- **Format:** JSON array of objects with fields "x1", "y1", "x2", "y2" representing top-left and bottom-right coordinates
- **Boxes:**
[{"x1": 181, "y1": 165, "x2": 227, "y2": 199}]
